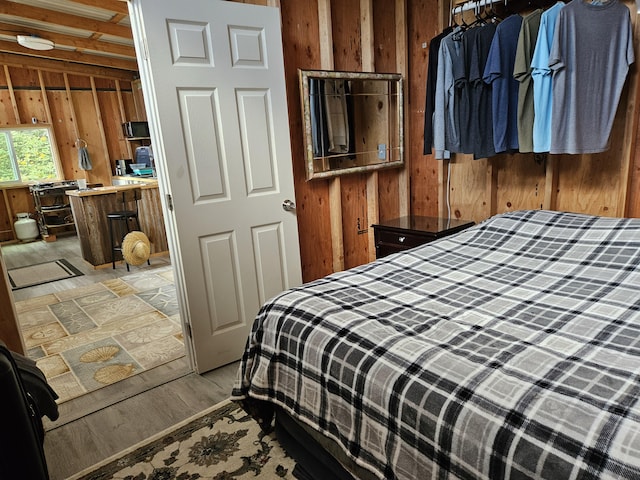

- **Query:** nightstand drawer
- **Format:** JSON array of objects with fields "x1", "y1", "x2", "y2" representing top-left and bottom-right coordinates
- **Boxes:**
[
  {"x1": 375, "y1": 229, "x2": 432, "y2": 248},
  {"x1": 372, "y1": 216, "x2": 474, "y2": 259}
]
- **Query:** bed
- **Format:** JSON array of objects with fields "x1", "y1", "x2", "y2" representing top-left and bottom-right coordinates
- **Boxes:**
[{"x1": 231, "y1": 209, "x2": 640, "y2": 480}]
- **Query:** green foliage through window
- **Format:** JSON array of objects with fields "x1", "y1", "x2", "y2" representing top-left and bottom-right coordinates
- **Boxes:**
[{"x1": 0, "y1": 127, "x2": 60, "y2": 183}]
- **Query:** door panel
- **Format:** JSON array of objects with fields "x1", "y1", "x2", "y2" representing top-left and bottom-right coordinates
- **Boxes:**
[
  {"x1": 129, "y1": 0, "x2": 302, "y2": 372},
  {"x1": 179, "y1": 89, "x2": 227, "y2": 200},
  {"x1": 252, "y1": 223, "x2": 287, "y2": 304},
  {"x1": 201, "y1": 232, "x2": 242, "y2": 329},
  {"x1": 237, "y1": 90, "x2": 277, "y2": 193}
]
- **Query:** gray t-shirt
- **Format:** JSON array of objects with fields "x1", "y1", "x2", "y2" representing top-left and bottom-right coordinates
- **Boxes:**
[{"x1": 549, "y1": 0, "x2": 634, "y2": 154}]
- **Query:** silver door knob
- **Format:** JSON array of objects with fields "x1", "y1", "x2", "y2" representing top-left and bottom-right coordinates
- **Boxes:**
[{"x1": 282, "y1": 199, "x2": 296, "y2": 212}]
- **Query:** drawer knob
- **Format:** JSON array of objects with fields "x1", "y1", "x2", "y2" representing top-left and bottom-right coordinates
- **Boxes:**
[{"x1": 398, "y1": 236, "x2": 405, "y2": 243}]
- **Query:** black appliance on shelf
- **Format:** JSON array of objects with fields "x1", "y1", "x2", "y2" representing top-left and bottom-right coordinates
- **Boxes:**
[
  {"x1": 115, "y1": 159, "x2": 133, "y2": 175},
  {"x1": 122, "y1": 121, "x2": 149, "y2": 138}
]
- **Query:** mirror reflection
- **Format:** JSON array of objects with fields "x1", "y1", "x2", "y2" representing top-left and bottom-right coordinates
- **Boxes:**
[{"x1": 299, "y1": 70, "x2": 404, "y2": 180}]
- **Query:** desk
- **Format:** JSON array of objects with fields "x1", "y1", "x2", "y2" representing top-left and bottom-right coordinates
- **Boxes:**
[{"x1": 66, "y1": 183, "x2": 168, "y2": 267}]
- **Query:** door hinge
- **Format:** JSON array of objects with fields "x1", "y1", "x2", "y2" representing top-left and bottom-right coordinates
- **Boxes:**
[
  {"x1": 166, "y1": 193, "x2": 174, "y2": 211},
  {"x1": 185, "y1": 323, "x2": 192, "y2": 339}
]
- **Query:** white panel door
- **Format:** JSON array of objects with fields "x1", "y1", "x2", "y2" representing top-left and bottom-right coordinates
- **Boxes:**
[{"x1": 128, "y1": 0, "x2": 302, "y2": 372}]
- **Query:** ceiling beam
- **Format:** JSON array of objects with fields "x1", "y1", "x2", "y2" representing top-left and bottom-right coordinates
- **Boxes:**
[
  {"x1": 0, "y1": 0, "x2": 132, "y2": 39},
  {"x1": 0, "y1": 22, "x2": 136, "y2": 58},
  {"x1": 0, "y1": 40, "x2": 138, "y2": 71},
  {"x1": 67, "y1": 0, "x2": 130, "y2": 15},
  {"x1": 0, "y1": 51, "x2": 137, "y2": 80}
]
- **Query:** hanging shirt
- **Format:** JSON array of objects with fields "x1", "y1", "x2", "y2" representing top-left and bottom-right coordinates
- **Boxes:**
[
  {"x1": 454, "y1": 28, "x2": 474, "y2": 155},
  {"x1": 530, "y1": 2, "x2": 564, "y2": 153},
  {"x1": 424, "y1": 27, "x2": 453, "y2": 155},
  {"x1": 513, "y1": 9, "x2": 542, "y2": 154},
  {"x1": 323, "y1": 79, "x2": 350, "y2": 154},
  {"x1": 549, "y1": 0, "x2": 634, "y2": 154},
  {"x1": 464, "y1": 24, "x2": 497, "y2": 159},
  {"x1": 434, "y1": 29, "x2": 465, "y2": 159},
  {"x1": 483, "y1": 14, "x2": 523, "y2": 154}
]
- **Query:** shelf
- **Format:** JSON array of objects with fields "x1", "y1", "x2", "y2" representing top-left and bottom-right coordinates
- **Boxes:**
[
  {"x1": 30, "y1": 181, "x2": 78, "y2": 240},
  {"x1": 41, "y1": 208, "x2": 71, "y2": 214},
  {"x1": 44, "y1": 222, "x2": 75, "y2": 228},
  {"x1": 41, "y1": 203, "x2": 70, "y2": 210}
]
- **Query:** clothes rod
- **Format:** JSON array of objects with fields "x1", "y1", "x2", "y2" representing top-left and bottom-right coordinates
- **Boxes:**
[{"x1": 452, "y1": 0, "x2": 503, "y2": 14}]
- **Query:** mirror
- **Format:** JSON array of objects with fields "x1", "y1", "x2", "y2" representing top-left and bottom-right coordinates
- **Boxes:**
[{"x1": 299, "y1": 69, "x2": 404, "y2": 180}]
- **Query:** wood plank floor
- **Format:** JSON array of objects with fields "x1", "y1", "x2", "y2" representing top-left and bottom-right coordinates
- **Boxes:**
[
  {"x1": 44, "y1": 360, "x2": 240, "y2": 479},
  {"x1": 2, "y1": 236, "x2": 241, "y2": 479}
]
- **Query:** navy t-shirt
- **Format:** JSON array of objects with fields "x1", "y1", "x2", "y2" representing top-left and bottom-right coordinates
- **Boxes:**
[
  {"x1": 464, "y1": 24, "x2": 497, "y2": 159},
  {"x1": 483, "y1": 15, "x2": 523, "y2": 154}
]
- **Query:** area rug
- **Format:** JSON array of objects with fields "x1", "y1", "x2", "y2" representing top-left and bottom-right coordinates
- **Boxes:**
[
  {"x1": 69, "y1": 399, "x2": 296, "y2": 480},
  {"x1": 14, "y1": 265, "x2": 184, "y2": 403},
  {"x1": 8, "y1": 258, "x2": 83, "y2": 290}
]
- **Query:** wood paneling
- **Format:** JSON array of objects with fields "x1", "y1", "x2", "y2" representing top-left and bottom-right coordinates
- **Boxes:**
[
  {"x1": 69, "y1": 186, "x2": 167, "y2": 267},
  {"x1": 0, "y1": 186, "x2": 33, "y2": 242},
  {"x1": 331, "y1": 1, "x2": 369, "y2": 268},
  {"x1": 0, "y1": 61, "x2": 138, "y2": 251},
  {"x1": 407, "y1": 0, "x2": 441, "y2": 219},
  {"x1": 139, "y1": 187, "x2": 168, "y2": 256},
  {"x1": 48, "y1": 89, "x2": 81, "y2": 181},
  {"x1": 280, "y1": 0, "x2": 334, "y2": 281},
  {"x1": 374, "y1": 0, "x2": 400, "y2": 223}
]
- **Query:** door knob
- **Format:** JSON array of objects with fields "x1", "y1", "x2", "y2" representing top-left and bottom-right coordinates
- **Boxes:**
[{"x1": 282, "y1": 199, "x2": 296, "y2": 212}]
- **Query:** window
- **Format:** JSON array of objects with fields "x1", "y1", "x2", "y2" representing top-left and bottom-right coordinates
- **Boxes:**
[{"x1": 0, "y1": 126, "x2": 62, "y2": 183}]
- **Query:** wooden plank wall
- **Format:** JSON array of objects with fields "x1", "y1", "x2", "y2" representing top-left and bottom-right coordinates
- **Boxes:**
[
  {"x1": 0, "y1": 60, "x2": 140, "y2": 242},
  {"x1": 278, "y1": 0, "x2": 418, "y2": 282}
]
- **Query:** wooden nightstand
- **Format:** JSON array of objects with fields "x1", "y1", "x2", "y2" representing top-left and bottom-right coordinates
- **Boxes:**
[{"x1": 372, "y1": 216, "x2": 474, "y2": 259}]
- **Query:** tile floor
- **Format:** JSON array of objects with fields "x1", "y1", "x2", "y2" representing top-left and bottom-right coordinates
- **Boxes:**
[{"x1": 15, "y1": 265, "x2": 185, "y2": 403}]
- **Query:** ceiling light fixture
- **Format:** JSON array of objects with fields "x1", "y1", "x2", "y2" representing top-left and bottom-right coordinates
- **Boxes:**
[{"x1": 16, "y1": 34, "x2": 54, "y2": 51}]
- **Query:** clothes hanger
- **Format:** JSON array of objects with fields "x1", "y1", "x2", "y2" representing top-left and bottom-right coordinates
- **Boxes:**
[
  {"x1": 468, "y1": 2, "x2": 487, "y2": 26},
  {"x1": 485, "y1": 0, "x2": 503, "y2": 21}
]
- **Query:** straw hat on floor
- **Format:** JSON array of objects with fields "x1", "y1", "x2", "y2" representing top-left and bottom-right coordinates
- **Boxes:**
[{"x1": 122, "y1": 231, "x2": 151, "y2": 266}]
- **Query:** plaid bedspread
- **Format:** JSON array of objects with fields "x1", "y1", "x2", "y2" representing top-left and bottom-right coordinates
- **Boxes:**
[{"x1": 231, "y1": 210, "x2": 640, "y2": 480}]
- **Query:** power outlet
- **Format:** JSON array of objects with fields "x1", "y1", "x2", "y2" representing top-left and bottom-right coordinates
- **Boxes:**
[{"x1": 378, "y1": 144, "x2": 386, "y2": 160}]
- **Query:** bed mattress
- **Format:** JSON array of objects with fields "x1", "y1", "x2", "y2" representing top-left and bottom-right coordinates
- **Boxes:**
[{"x1": 232, "y1": 209, "x2": 640, "y2": 480}]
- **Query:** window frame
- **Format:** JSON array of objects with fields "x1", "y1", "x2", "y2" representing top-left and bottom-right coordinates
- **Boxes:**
[{"x1": 0, "y1": 124, "x2": 64, "y2": 185}]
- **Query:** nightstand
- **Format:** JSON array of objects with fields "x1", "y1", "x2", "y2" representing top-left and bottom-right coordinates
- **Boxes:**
[{"x1": 372, "y1": 216, "x2": 474, "y2": 259}]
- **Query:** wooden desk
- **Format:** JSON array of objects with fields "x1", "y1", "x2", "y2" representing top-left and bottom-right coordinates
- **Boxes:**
[{"x1": 66, "y1": 183, "x2": 168, "y2": 267}]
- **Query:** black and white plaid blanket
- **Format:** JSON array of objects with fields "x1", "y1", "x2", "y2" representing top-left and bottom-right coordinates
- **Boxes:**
[{"x1": 232, "y1": 210, "x2": 640, "y2": 480}]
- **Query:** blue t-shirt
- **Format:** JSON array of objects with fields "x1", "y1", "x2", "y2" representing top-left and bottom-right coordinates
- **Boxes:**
[
  {"x1": 483, "y1": 14, "x2": 523, "y2": 153},
  {"x1": 530, "y1": 2, "x2": 564, "y2": 153}
]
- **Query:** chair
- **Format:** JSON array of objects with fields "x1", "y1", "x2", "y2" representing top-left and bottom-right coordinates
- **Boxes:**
[{"x1": 107, "y1": 188, "x2": 148, "y2": 270}]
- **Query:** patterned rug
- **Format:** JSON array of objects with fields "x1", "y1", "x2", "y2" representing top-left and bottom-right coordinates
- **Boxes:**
[
  {"x1": 69, "y1": 399, "x2": 296, "y2": 480},
  {"x1": 14, "y1": 265, "x2": 184, "y2": 403},
  {"x1": 8, "y1": 258, "x2": 84, "y2": 290}
]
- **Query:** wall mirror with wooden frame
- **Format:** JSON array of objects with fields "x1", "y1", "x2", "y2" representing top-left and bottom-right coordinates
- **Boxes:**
[{"x1": 298, "y1": 69, "x2": 404, "y2": 180}]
